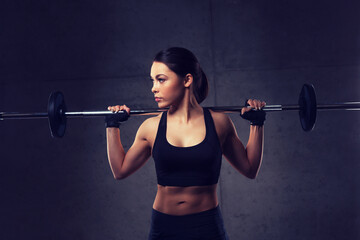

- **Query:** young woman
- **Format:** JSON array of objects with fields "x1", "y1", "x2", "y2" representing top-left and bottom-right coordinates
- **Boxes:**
[{"x1": 106, "y1": 47, "x2": 266, "y2": 240}]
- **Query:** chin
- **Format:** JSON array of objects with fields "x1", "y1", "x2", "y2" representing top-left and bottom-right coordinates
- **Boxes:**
[{"x1": 157, "y1": 102, "x2": 170, "y2": 109}]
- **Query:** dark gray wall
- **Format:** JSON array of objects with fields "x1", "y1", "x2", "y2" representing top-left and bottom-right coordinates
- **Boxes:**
[{"x1": 0, "y1": 0, "x2": 359, "y2": 239}]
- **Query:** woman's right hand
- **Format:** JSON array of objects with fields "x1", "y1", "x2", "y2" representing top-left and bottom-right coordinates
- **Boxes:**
[
  {"x1": 105, "y1": 105, "x2": 131, "y2": 128},
  {"x1": 107, "y1": 105, "x2": 131, "y2": 115}
]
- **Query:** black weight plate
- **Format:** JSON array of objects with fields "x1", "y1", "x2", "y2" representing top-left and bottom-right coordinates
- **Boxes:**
[
  {"x1": 48, "y1": 91, "x2": 67, "y2": 138},
  {"x1": 298, "y1": 84, "x2": 317, "y2": 132}
]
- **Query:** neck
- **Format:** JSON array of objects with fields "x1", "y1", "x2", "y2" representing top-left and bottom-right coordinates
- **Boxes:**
[{"x1": 168, "y1": 89, "x2": 202, "y2": 123}]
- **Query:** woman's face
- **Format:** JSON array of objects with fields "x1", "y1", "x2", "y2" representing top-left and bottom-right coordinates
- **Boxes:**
[{"x1": 150, "y1": 61, "x2": 185, "y2": 108}]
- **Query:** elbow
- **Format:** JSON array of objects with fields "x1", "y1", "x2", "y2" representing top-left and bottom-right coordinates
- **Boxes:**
[
  {"x1": 113, "y1": 171, "x2": 126, "y2": 180},
  {"x1": 246, "y1": 167, "x2": 259, "y2": 179},
  {"x1": 114, "y1": 173, "x2": 127, "y2": 180},
  {"x1": 114, "y1": 169, "x2": 131, "y2": 180},
  {"x1": 239, "y1": 168, "x2": 258, "y2": 179},
  {"x1": 246, "y1": 158, "x2": 262, "y2": 179},
  {"x1": 247, "y1": 172, "x2": 258, "y2": 179}
]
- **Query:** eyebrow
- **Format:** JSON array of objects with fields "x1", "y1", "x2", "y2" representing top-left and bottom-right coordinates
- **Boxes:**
[{"x1": 150, "y1": 74, "x2": 167, "y2": 79}]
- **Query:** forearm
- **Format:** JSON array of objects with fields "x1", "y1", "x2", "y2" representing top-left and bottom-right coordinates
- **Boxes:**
[
  {"x1": 106, "y1": 127, "x2": 126, "y2": 178},
  {"x1": 245, "y1": 125, "x2": 264, "y2": 178}
]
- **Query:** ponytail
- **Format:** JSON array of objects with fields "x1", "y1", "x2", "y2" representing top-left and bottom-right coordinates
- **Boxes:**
[{"x1": 193, "y1": 68, "x2": 208, "y2": 104}]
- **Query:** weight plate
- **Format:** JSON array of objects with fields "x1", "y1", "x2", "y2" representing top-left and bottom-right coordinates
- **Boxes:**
[
  {"x1": 48, "y1": 91, "x2": 67, "y2": 138},
  {"x1": 298, "y1": 84, "x2": 317, "y2": 132}
]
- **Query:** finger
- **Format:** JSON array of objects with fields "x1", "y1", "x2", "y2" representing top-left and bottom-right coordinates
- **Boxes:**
[
  {"x1": 256, "y1": 101, "x2": 266, "y2": 109},
  {"x1": 125, "y1": 108, "x2": 130, "y2": 115},
  {"x1": 249, "y1": 99, "x2": 262, "y2": 110},
  {"x1": 109, "y1": 105, "x2": 120, "y2": 112},
  {"x1": 123, "y1": 106, "x2": 131, "y2": 115},
  {"x1": 241, "y1": 107, "x2": 247, "y2": 115},
  {"x1": 251, "y1": 99, "x2": 258, "y2": 109},
  {"x1": 253, "y1": 99, "x2": 265, "y2": 110},
  {"x1": 244, "y1": 99, "x2": 267, "y2": 111},
  {"x1": 112, "y1": 105, "x2": 118, "y2": 112},
  {"x1": 254, "y1": 100, "x2": 261, "y2": 110},
  {"x1": 241, "y1": 105, "x2": 253, "y2": 114},
  {"x1": 247, "y1": 99, "x2": 255, "y2": 108},
  {"x1": 118, "y1": 105, "x2": 124, "y2": 111},
  {"x1": 116, "y1": 105, "x2": 130, "y2": 114}
]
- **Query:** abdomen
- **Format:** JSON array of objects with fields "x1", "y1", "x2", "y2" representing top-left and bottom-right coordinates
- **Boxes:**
[{"x1": 153, "y1": 184, "x2": 219, "y2": 216}]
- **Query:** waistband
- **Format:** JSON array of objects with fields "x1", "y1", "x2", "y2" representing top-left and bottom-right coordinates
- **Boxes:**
[
  {"x1": 149, "y1": 205, "x2": 228, "y2": 239},
  {"x1": 152, "y1": 205, "x2": 220, "y2": 219}
]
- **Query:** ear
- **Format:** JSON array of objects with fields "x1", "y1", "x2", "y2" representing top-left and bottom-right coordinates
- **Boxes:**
[{"x1": 183, "y1": 73, "x2": 193, "y2": 88}]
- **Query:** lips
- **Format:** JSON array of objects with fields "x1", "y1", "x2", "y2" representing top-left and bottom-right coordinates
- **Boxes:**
[{"x1": 155, "y1": 97, "x2": 162, "y2": 102}]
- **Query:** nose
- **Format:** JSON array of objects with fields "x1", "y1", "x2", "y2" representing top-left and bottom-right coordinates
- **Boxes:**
[{"x1": 151, "y1": 81, "x2": 158, "y2": 94}]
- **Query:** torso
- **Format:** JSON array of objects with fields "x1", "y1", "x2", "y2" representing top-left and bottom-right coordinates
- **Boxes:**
[{"x1": 145, "y1": 108, "x2": 229, "y2": 216}]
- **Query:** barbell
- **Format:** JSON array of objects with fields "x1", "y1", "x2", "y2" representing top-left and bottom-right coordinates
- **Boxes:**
[{"x1": 0, "y1": 84, "x2": 359, "y2": 138}]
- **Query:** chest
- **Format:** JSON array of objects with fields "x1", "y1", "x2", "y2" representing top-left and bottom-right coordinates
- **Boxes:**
[
  {"x1": 148, "y1": 111, "x2": 227, "y2": 151},
  {"x1": 166, "y1": 120, "x2": 206, "y2": 148}
]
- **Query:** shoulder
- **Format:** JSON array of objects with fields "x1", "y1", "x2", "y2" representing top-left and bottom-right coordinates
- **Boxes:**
[
  {"x1": 208, "y1": 109, "x2": 235, "y2": 137},
  {"x1": 209, "y1": 110, "x2": 233, "y2": 129},
  {"x1": 136, "y1": 113, "x2": 163, "y2": 139}
]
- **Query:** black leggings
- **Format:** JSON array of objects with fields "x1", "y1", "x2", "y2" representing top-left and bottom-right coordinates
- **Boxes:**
[{"x1": 148, "y1": 205, "x2": 229, "y2": 240}]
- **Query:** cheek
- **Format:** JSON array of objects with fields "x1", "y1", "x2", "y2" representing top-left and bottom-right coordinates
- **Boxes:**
[{"x1": 166, "y1": 81, "x2": 184, "y2": 98}]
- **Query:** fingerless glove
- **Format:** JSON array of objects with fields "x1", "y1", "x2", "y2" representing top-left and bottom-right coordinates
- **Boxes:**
[
  {"x1": 240, "y1": 100, "x2": 266, "y2": 126},
  {"x1": 105, "y1": 111, "x2": 130, "y2": 128}
]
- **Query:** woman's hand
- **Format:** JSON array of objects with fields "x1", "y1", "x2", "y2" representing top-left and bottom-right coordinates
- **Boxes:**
[
  {"x1": 240, "y1": 99, "x2": 266, "y2": 126},
  {"x1": 241, "y1": 99, "x2": 266, "y2": 115},
  {"x1": 105, "y1": 105, "x2": 131, "y2": 128},
  {"x1": 107, "y1": 105, "x2": 131, "y2": 115}
]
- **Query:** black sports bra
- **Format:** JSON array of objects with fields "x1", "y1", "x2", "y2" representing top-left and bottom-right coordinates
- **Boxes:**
[{"x1": 152, "y1": 108, "x2": 222, "y2": 187}]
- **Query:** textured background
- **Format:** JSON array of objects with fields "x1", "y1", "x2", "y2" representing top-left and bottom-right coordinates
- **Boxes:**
[{"x1": 0, "y1": 0, "x2": 359, "y2": 239}]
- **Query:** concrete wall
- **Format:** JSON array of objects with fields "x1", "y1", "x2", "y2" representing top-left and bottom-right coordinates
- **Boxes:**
[{"x1": 0, "y1": 0, "x2": 359, "y2": 239}]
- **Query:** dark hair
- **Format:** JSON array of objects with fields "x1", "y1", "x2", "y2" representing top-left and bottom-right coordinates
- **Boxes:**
[{"x1": 153, "y1": 47, "x2": 208, "y2": 104}]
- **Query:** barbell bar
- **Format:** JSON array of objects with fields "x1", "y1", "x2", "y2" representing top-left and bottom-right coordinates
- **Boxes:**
[{"x1": 0, "y1": 84, "x2": 359, "y2": 138}]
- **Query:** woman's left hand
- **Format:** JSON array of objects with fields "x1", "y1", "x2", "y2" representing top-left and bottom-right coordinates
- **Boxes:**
[
  {"x1": 240, "y1": 99, "x2": 266, "y2": 126},
  {"x1": 241, "y1": 99, "x2": 266, "y2": 115}
]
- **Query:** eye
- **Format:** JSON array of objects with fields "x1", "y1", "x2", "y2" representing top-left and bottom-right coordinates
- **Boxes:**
[{"x1": 158, "y1": 78, "x2": 165, "y2": 83}]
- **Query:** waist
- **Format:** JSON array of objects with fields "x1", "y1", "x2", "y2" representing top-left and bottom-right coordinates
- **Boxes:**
[
  {"x1": 153, "y1": 184, "x2": 218, "y2": 216},
  {"x1": 152, "y1": 204, "x2": 220, "y2": 218}
]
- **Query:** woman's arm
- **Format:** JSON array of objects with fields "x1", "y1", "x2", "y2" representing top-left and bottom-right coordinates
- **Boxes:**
[
  {"x1": 106, "y1": 118, "x2": 153, "y2": 180},
  {"x1": 221, "y1": 115, "x2": 264, "y2": 179},
  {"x1": 244, "y1": 125, "x2": 264, "y2": 178}
]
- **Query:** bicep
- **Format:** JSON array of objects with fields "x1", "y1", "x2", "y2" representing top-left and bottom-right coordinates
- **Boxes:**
[
  {"x1": 222, "y1": 118, "x2": 252, "y2": 177},
  {"x1": 118, "y1": 122, "x2": 152, "y2": 179}
]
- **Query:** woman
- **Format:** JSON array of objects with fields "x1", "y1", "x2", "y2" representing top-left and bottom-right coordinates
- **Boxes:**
[{"x1": 106, "y1": 47, "x2": 266, "y2": 240}]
